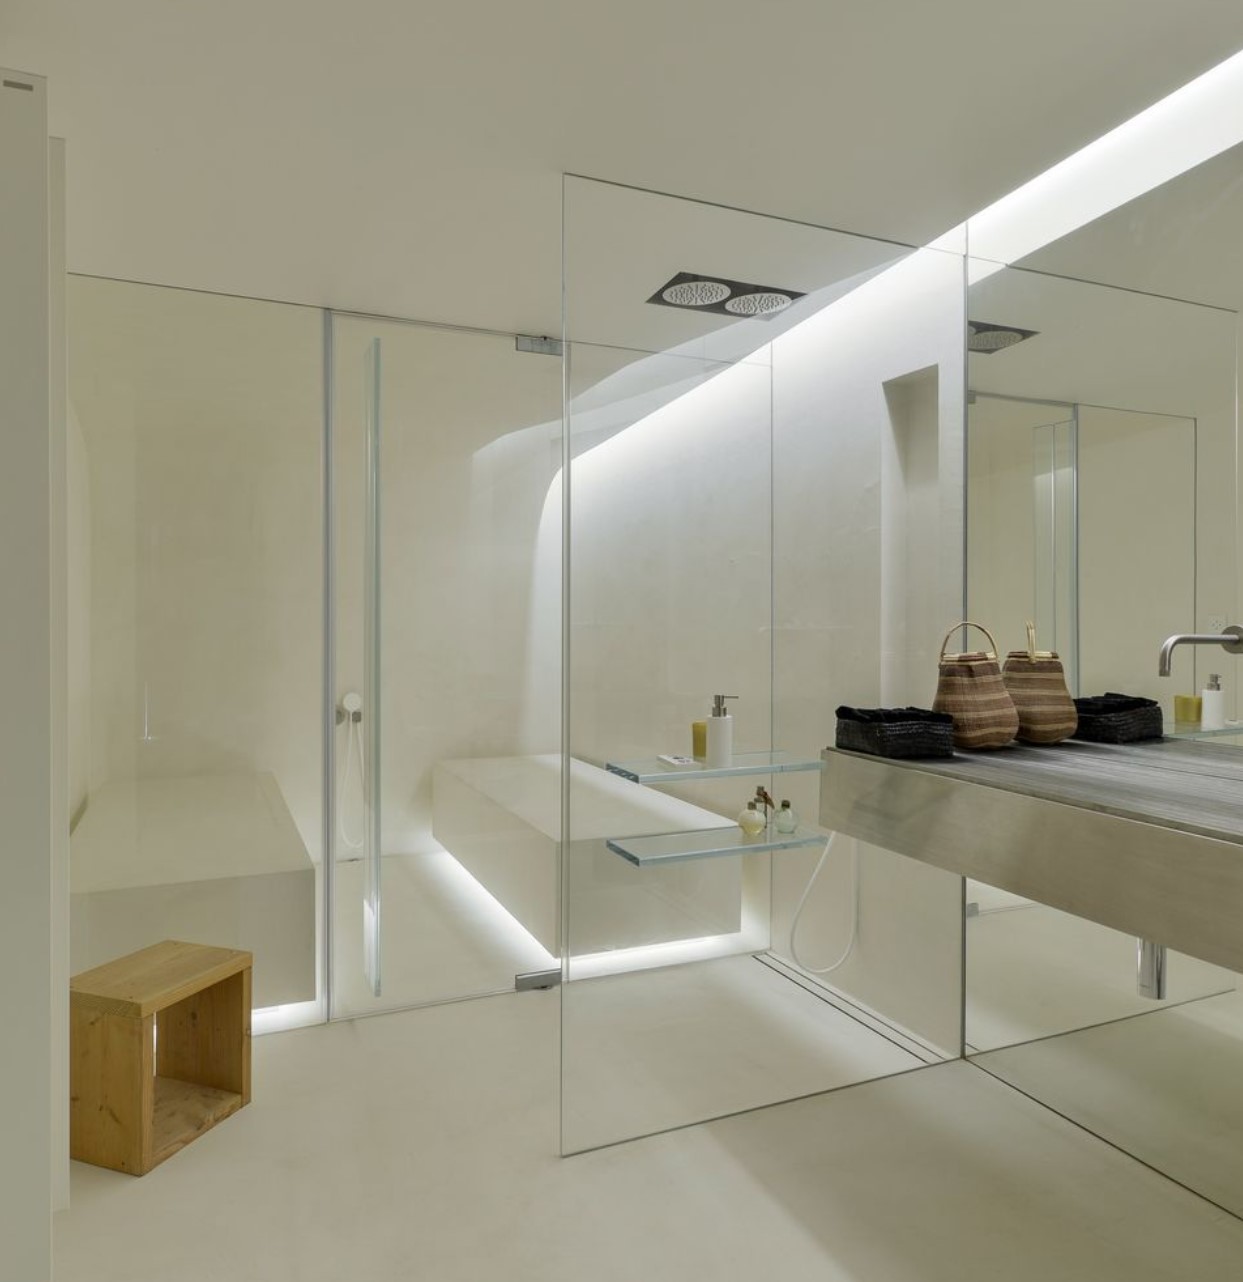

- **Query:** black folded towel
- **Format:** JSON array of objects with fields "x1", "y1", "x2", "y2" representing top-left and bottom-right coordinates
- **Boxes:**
[
  {"x1": 1071, "y1": 692, "x2": 1163, "y2": 743},
  {"x1": 835, "y1": 705, "x2": 953, "y2": 726},
  {"x1": 834, "y1": 706, "x2": 955, "y2": 759},
  {"x1": 1074, "y1": 693, "x2": 1159, "y2": 715}
]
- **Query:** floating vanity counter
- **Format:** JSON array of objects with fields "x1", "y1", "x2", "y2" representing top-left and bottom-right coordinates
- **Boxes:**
[{"x1": 821, "y1": 740, "x2": 1243, "y2": 974}]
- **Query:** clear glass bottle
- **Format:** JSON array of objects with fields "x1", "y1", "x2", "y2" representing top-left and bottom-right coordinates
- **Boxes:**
[
  {"x1": 737, "y1": 801, "x2": 766, "y2": 836},
  {"x1": 775, "y1": 799, "x2": 798, "y2": 833}
]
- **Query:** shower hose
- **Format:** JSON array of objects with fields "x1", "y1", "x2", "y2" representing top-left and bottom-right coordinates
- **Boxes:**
[
  {"x1": 789, "y1": 831, "x2": 859, "y2": 975},
  {"x1": 338, "y1": 711, "x2": 365, "y2": 852}
]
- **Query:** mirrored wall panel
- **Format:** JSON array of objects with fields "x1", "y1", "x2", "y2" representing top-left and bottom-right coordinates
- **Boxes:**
[
  {"x1": 964, "y1": 139, "x2": 1243, "y2": 1217},
  {"x1": 561, "y1": 177, "x2": 966, "y2": 1153},
  {"x1": 66, "y1": 277, "x2": 323, "y2": 1013}
]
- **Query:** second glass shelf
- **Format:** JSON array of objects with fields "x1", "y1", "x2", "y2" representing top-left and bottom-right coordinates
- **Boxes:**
[
  {"x1": 606, "y1": 824, "x2": 825, "y2": 867},
  {"x1": 605, "y1": 750, "x2": 825, "y2": 785},
  {"x1": 1166, "y1": 721, "x2": 1243, "y2": 740}
]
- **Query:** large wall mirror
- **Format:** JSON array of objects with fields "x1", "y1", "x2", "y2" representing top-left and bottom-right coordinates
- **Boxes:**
[{"x1": 964, "y1": 141, "x2": 1243, "y2": 1217}]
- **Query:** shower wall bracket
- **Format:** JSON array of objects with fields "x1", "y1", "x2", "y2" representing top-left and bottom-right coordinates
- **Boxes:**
[{"x1": 515, "y1": 968, "x2": 561, "y2": 992}]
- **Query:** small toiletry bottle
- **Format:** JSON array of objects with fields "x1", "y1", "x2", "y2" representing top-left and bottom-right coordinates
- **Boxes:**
[
  {"x1": 737, "y1": 801, "x2": 765, "y2": 836},
  {"x1": 705, "y1": 694, "x2": 737, "y2": 768},
  {"x1": 1202, "y1": 673, "x2": 1226, "y2": 731},
  {"x1": 691, "y1": 721, "x2": 707, "y2": 760},
  {"x1": 775, "y1": 800, "x2": 798, "y2": 833}
]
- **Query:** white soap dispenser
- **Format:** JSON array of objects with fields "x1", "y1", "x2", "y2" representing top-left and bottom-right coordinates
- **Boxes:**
[
  {"x1": 705, "y1": 694, "x2": 737, "y2": 768},
  {"x1": 1202, "y1": 673, "x2": 1226, "y2": 732}
]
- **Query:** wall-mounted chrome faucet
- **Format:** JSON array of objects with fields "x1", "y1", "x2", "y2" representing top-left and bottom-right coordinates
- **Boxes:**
[{"x1": 1157, "y1": 626, "x2": 1243, "y2": 677}]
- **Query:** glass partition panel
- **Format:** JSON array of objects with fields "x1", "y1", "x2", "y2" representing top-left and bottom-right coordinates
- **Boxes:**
[
  {"x1": 362, "y1": 336, "x2": 382, "y2": 997},
  {"x1": 66, "y1": 277, "x2": 323, "y2": 1018},
  {"x1": 1032, "y1": 413, "x2": 1079, "y2": 685},
  {"x1": 330, "y1": 315, "x2": 563, "y2": 1017},
  {"x1": 963, "y1": 249, "x2": 1242, "y2": 1213},
  {"x1": 967, "y1": 397, "x2": 1079, "y2": 685},
  {"x1": 561, "y1": 176, "x2": 966, "y2": 1153}
]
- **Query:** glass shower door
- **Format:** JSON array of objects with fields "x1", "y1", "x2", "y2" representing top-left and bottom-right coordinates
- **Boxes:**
[
  {"x1": 362, "y1": 337, "x2": 382, "y2": 996},
  {"x1": 330, "y1": 314, "x2": 563, "y2": 1018},
  {"x1": 1032, "y1": 415, "x2": 1077, "y2": 688}
]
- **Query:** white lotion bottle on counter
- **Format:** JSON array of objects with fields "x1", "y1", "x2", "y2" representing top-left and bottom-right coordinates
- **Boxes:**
[
  {"x1": 1202, "y1": 673, "x2": 1226, "y2": 731},
  {"x1": 705, "y1": 694, "x2": 737, "y2": 768}
]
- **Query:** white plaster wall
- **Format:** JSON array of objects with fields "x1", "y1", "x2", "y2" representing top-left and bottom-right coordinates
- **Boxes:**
[
  {"x1": 0, "y1": 66, "x2": 53, "y2": 1282},
  {"x1": 67, "y1": 278, "x2": 325, "y2": 858},
  {"x1": 564, "y1": 352, "x2": 775, "y2": 954},
  {"x1": 568, "y1": 356, "x2": 774, "y2": 765},
  {"x1": 1078, "y1": 407, "x2": 1196, "y2": 709}
]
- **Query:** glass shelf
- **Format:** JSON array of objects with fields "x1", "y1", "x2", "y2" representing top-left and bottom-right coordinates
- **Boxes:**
[
  {"x1": 1166, "y1": 721, "x2": 1243, "y2": 740},
  {"x1": 606, "y1": 824, "x2": 825, "y2": 867},
  {"x1": 604, "y1": 750, "x2": 825, "y2": 785}
]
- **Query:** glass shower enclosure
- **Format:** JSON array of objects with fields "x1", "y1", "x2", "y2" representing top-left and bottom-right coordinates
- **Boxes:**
[
  {"x1": 62, "y1": 183, "x2": 974, "y2": 1159},
  {"x1": 559, "y1": 177, "x2": 969, "y2": 1153}
]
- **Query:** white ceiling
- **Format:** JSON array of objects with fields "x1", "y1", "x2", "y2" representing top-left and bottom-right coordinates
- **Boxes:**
[
  {"x1": 1019, "y1": 140, "x2": 1243, "y2": 311},
  {"x1": 968, "y1": 265, "x2": 1236, "y2": 418},
  {"x1": 7, "y1": 0, "x2": 1243, "y2": 334}
]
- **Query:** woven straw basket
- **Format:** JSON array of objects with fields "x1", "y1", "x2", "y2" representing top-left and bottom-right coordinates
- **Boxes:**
[
  {"x1": 1002, "y1": 621, "x2": 1078, "y2": 745},
  {"x1": 932, "y1": 621, "x2": 1019, "y2": 751}
]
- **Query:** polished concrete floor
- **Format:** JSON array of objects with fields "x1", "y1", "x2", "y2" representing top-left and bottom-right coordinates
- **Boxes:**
[
  {"x1": 55, "y1": 987, "x2": 1243, "y2": 1282},
  {"x1": 561, "y1": 954, "x2": 924, "y2": 1152},
  {"x1": 974, "y1": 988, "x2": 1243, "y2": 1220},
  {"x1": 965, "y1": 893, "x2": 1236, "y2": 1051}
]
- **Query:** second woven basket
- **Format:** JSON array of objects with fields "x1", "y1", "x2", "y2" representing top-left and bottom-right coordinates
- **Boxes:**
[{"x1": 1002, "y1": 621, "x2": 1078, "y2": 745}]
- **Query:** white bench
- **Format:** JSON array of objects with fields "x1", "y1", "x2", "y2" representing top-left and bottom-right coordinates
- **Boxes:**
[
  {"x1": 70, "y1": 772, "x2": 315, "y2": 1008},
  {"x1": 433, "y1": 755, "x2": 741, "y2": 956}
]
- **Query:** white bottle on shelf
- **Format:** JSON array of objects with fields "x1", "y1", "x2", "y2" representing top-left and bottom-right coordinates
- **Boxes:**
[
  {"x1": 1202, "y1": 673, "x2": 1226, "y2": 731},
  {"x1": 775, "y1": 800, "x2": 798, "y2": 833},
  {"x1": 705, "y1": 694, "x2": 737, "y2": 768}
]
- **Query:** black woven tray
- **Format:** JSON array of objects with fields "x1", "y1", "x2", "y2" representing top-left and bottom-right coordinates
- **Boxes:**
[
  {"x1": 835, "y1": 706, "x2": 955, "y2": 759},
  {"x1": 1071, "y1": 693, "x2": 1164, "y2": 744}
]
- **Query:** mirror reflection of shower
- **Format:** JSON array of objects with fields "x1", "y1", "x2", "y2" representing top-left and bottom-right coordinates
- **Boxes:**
[
  {"x1": 337, "y1": 691, "x2": 364, "y2": 854},
  {"x1": 967, "y1": 391, "x2": 1197, "y2": 712}
]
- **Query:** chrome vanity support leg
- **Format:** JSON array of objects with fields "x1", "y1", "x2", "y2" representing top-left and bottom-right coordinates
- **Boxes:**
[{"x1": 1137, "y1": 938, "x2": 1167, "y2": 1000}]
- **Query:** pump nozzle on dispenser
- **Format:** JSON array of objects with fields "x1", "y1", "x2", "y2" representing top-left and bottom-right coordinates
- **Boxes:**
[{"x1": 706, "y1": 694, "x2": 738, "y2": 768}]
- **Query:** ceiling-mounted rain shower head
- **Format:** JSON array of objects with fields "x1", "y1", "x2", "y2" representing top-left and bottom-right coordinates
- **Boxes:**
[
  {"x1": 661, "y1": 278, "x2": 732, "y2": 307},
  {"x1": 724, "y1": 291, "x2": 794, "y2": 317},
  {"x1": 968, "y1": 320, "x2": 1039, "y2": 354},
  {"x1": 648, "y1": 270, "x2": 805, "y2": 318}
]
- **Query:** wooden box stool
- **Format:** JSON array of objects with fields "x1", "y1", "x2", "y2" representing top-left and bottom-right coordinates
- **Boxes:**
[{"x1": 70, "y1": 940, "x2": 252, "y2": 1175}]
